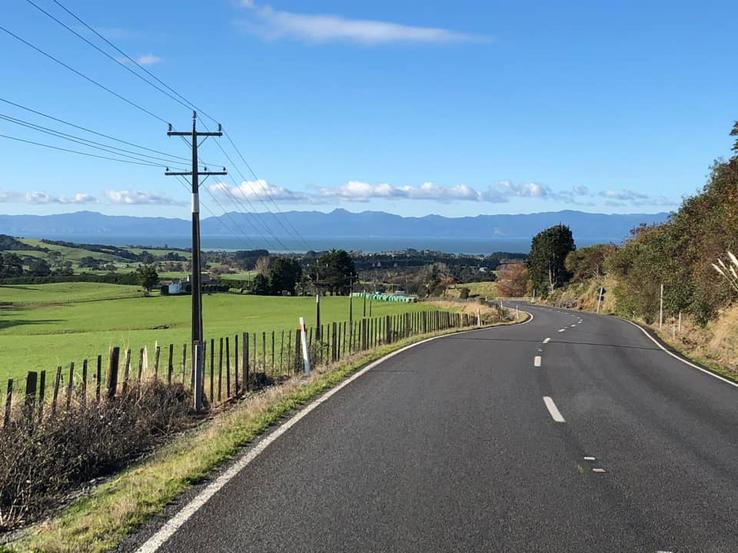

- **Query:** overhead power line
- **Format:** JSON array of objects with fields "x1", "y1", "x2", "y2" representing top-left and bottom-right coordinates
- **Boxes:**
[
  {"x1": 0, "y1": 96, "x2": 191, "y2": 163},
  {"x1": 24, "y1": 0, "x2": 194, "y2": 115},
  {"x1": 0, "y1": 132, "x2": 169, "y2": 167},
  {"x1": 40, "y1": 0, "x2": 311, "y2": 251},
  {"x1": 0, "y1": 112, "x2": 189, "y2": 168},
  {"x1": 14, "y1": 0, "x2": 311, "y2": 250},
  {"x1": 0, "y1": 23, "x2": 169, "y2": 124}
]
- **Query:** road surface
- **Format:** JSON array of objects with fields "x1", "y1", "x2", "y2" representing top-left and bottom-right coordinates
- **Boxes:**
[{"x1": 132, "y1": 304, "x2": 738, "y2": 553}]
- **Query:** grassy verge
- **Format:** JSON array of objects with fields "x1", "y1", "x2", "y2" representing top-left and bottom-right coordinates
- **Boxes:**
[
  {"x1": 2, "y1": 321, "x2": 512, "y2": 553},
  {"x1": 639, "y1": 322, "x2": 738, "y2": 384}
]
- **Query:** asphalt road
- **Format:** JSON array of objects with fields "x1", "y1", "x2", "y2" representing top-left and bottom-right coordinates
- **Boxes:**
[{"x1": 134, "y1": 304, "x2": 738, "y2": 553}]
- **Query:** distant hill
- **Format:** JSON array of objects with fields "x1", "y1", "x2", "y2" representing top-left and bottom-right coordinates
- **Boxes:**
[{"x1": 0, "y1": 209, "x2": 669, "y2": 244}]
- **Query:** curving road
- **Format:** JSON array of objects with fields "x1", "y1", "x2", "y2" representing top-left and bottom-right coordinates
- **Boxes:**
[{"x1": 132, "y1": 304, "x2": 738, "y2": 553}]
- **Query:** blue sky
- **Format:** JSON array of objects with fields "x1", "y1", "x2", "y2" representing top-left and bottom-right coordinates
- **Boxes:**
[{"x1": 1, "y1": 0, "x2": 736, "y2": 219}]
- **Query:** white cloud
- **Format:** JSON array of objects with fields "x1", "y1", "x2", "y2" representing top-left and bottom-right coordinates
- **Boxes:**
[
  {"x1": 238, "y1": 1, "x2": 486, "y2": 45},
  {"x1": 135, "y1": 54, "x2": 161, "y2": 65},
  {"x1": 209, "y1": 180, "x2": 306, "y2": 202},
  {"x1": 318, "y1": 181, "x2": 486, "y2": 202},
  {"x1": 105, "y1": 190, "x2": 182, "y2": 206},
  {"x1": 0, "y1": 190, "x2": 97, "y2": 205}
]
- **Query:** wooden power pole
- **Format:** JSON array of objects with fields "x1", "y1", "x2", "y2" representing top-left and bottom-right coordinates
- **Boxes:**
[{"x1": 165, "y1": 112, "x2": 226, "y2": 411}]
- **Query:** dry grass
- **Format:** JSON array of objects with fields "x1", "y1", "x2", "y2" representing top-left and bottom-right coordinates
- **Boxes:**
[
  {"x1": 648, "y1": 305, "x2": 738, "y2": 382},
  {"x1": 2, "y1": 322, "x2": 504, "y2": 553},
  {"x1": 446, "y1": 281, "x2": 497, "y2": 299},
  {"x1": 546, "y1": 275, "x2": 617, "y2": 313}
]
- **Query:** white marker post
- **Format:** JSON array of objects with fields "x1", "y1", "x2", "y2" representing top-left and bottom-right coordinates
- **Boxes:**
[
  {"x1": 477, "y1": 309, "x2": 481, "y2": 327},
  {"x1": 659, "y1": 283, "x2": 664, "y2": 330},
  {"x1": 299, "y1": 317, "x2": 311, "y2": 375}
]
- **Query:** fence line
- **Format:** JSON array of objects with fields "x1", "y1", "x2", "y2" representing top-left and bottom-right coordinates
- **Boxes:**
[{"x1": 1, "y1": 306, "x2": 514, "y2": 427}]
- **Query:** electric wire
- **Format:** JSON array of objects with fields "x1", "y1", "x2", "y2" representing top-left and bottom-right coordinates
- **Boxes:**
[
  {"x1": 0, "y1": 23, "x2": 169, "y2": 124},
  {"x1": 40, "y1": 0, "x2": 311, "y2": 250},
  {"x1": 0, "y1": 132, "x2": 171, "y2": 167},
  {"x1": 0, "y1": 112, "x2": 190, "y2": 168}
]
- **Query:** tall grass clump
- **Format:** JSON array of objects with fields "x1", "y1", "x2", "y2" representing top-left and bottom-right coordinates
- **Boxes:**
[{"x1": 712, "y1": 251, "x2": 738, "y2": 293}]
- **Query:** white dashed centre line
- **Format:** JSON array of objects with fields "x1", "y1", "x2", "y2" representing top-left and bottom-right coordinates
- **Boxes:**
[
  {"x1": 543, "y1": 338, "x2": 551, "y2": 344},
  {"x1": 534, "y1": 356, "x2": 542, "y2": 367},
  {"x1": 570, "y1": 324, "x2": 576, "y2": 328},
  {"x1": 558, "y1": 328, "x2": 566, "y2": 333},
  {"x1": 543, "y1": 396, "x2": 566, "y2": 423},
  {"x1": 592, "y1": 468, "x2": 607, "y2": 474}
]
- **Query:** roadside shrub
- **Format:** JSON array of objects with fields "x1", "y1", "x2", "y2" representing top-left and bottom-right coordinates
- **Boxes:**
[{"x1": 0, "y1": 381, "x2": 191, "y2": 531}]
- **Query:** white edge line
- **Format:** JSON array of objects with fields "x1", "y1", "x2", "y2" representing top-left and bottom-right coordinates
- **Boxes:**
[
  {"x1": 135, "y1": 316, "x2": 533, "y2": 552},
  {"x1": 543, "y1": 396, "x2": 566, "y2": 423},
  {"x1": 627, "y1": 320, "x2": 738, "y2": 390},
  {"x1": 534, "y1": 355, "x2": 542, "y2": 367}
]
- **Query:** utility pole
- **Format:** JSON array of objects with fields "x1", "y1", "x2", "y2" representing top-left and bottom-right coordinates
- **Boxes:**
[{"x1": 165, "y1": 112, "x2": 226, "y2": 406}]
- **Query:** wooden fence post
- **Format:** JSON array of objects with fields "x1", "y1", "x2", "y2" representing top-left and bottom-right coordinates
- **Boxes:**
[
  {"x1": 167, "y1": 344, "x2": 174, "y2": 385},
  {"x1": 24, "y1": 371, "x2": 37, "y2": 421},
  {"x1": 51, "y1": 367, "x2": 61, "y2": 415},
  {"x1": 210, "y1": 338, "x2": 215, "y2": 401},
  {"x1": 80, "y1": 361, "x2": 87, "y2": 405},
  {"x1": 279, "y1": 330, "x2": 285, "y2": 375},
  {"x1": 38, "y1": 370, "x2": 46, "y2": 419},
  {"x1": 243, "y1": 332, "x2": 250, "y2": 392},
  {"x1": 154, "y1": 344, "x2": 161, "y2": 381},
  {"x1": 95, "y1": 356, "x2": 102, "y2": 403},
  {"x1": 181, "y1": 344, "x2": 187, "y2": 386},
  {"x1": 234, "y1": 334, "x2": 240, "y2": 395},
  {"x1": 137, "y1": 348, "x2": 145, "y2": 383},
  {"x1": 122, "y1": 349, "x2": 131, "y2": 395},
  {"x1": 107, "y1": 347, "x2": 120, "y2": 400},
  {"x1": 65, "y1": 362, "x2": 74, "y2": 410},
  {"x1": 226, "y1": 337, "x2": 231, "y2": 398},
  {"x1": 217, "y1": 337, "x2": 223, "y2": 403},
  {"x1": 4, "y1": 379, "x2": 13, "y2": 428}
]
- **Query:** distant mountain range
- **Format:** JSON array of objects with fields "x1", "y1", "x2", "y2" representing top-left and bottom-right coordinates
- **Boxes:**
[{"x1": 0, "y1": 209, "x2": 668, "y2": 245}]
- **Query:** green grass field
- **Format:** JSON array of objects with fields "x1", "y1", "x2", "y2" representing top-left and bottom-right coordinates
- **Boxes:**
[{"x1": 0, "y1": 282, "x2": 434, "y2": 383}]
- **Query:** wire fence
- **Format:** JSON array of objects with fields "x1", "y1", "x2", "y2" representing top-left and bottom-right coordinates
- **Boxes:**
[{"x1": 2, "y1": 308, "x2": 491, "y2": 427}]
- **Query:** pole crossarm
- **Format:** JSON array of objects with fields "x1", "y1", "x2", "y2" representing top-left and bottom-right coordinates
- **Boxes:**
[{"x1": 164, "y1": 171, "x2": 227, "y2": 176}]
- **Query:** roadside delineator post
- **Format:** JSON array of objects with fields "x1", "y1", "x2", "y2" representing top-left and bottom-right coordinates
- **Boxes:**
[
  {"x1": 477, "y1": 309, "x2": 481, "y2": 327},
  {"x1": 299, "y1": 317, "x2": 311, "y2": 375}
]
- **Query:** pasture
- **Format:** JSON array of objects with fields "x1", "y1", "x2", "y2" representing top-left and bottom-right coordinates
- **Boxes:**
[{"x1": 0, "y1": 282, "x2": 432, "y2": 382}]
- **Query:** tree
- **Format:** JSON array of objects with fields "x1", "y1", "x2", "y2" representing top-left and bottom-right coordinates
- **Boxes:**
[
  {"x1": 29, "y1": 258, "x2": 51, "y2": 277},
  {"x1": 137, "y1": 265, "x2": 159, "y2": 294},
  {"x1": 312, "y1": 250, "x2": 357, "y2": 295},
  {"x1": 565, "y1": 244, "x2": 617, "y2": 283},
  {"x1": 731, "y1": 120, "x2": 738, "y2": 156},
  {"x1": 251, "y1": 273, "x2": 270, "y2": 295},
  {"x1": 255, "y1": 256, "x2": 272, "y2": 277},
  {"x1": 269, "y1": 257, "x2": 302, "y2": 295},
  {"x1": 1, "y1": 253, "x2": 23, "y2": 277},
  {"x1": 527, "y1": 225, "x2": 575, "y2": 297},
  {"x1": 496, "y1": 261, "x2": 528, "y2": 297},
  {"x1": 413, "y1": 262, "x2": 454, "y2": 296}
]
